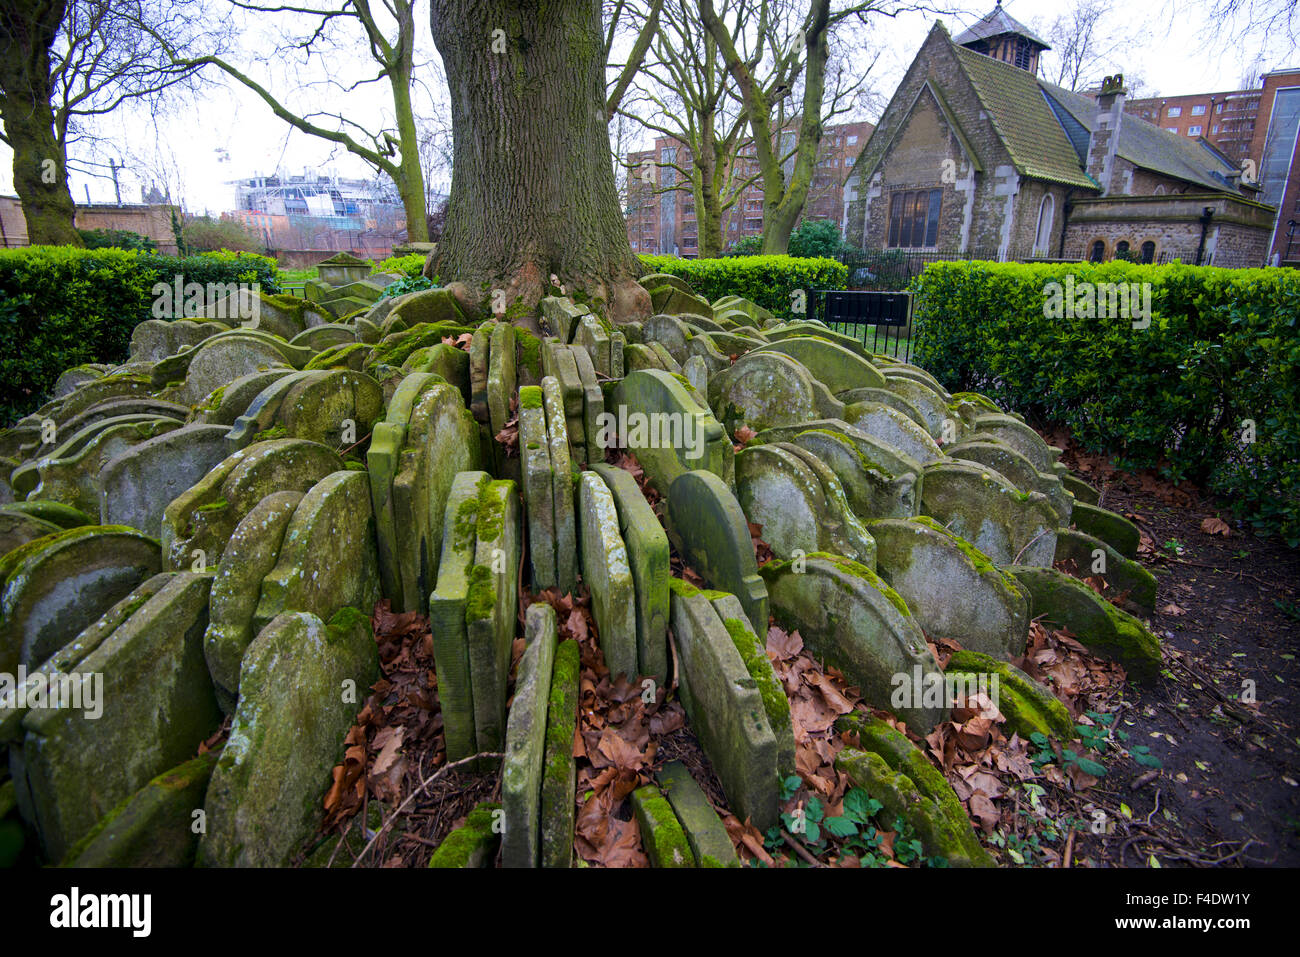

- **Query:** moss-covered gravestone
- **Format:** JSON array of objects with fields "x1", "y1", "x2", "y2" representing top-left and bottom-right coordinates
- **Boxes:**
[
  {"x1": 735, "y1": 442, "x2": 875, "y2": 567},
  {"x1": 501, "y1": 603, "x2": 557, "y2": 868},
  {"x1": 665, "y1": 469, "x2": 767, "y2": 637},
  {"x1": 204, "y1": 491, "x2": 304, "y2": 709},
  {"x1": 465, "y1": 478, "x2": 520, "y2": 755},
  {"x1": 578, "y1": 472, "x2": 638, "y2": 681},
  {"x1": 15, "y1": 571, "x2": 219, "y2": 861},
  {"x1": 0, "y1": 525, "x2": 161, "y2": 674},
  {"x1": 199, "y1": 608, "x2": 379, "y2": 867},
  {"x1": 761, "y1": 553, "x2": 946, "y2": 731},
  {"x1": 539, "y1": 638, "x2": 580, "y2": 868},
  {"x1": 869, "y1": 517, "x2": 1029, "y2": 660},
  {"x1": 667, "y1": 579, "x2": 779, "y2": 831},
  {"x1": 429, "y1": 471, "x2": 489, "y2": 762}
]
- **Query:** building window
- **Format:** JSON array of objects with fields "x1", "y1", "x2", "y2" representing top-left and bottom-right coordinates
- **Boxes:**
[
  {"x1": 1191, "y1": 104, "x2": 1206, "y2": 116},
  {"x1": 1167, "y1": 107, "x2": 1182, "y2": 117},
  {"x1": 1188, "y1": 125, "x2": 1202, "y2": 136},
  {"x1": 1115, "y1": 240, "x2": 1131, "y2": 260},
  {"x1": 1166, "y1": 127, "x2": 1179, "y2": 133},
  {"x1": 1217, "y1": 103, "x2": 1224, "y2": 113},
  {"x1": 1212, "y1": 125, "x2": 1219, "y2": 134},
  {"x1": 847, "y1": 135, "x2": 858, "y2": 145},
  {"x1": 1034, "y1": 194, "x2": 1055, "y2": 256},
  {"x1": 1013, "y1": 37, "x2": 1032, "y2": 70},
  {"x1": 1090, "y1": 240, "x2": 1106, "y2": 262},
  {"x1": 1140, "y1": 240, "x2": 1156, "y2": 263},
  {"x1": 887, "y1": 188, "x2": 942, "y2": 248}
]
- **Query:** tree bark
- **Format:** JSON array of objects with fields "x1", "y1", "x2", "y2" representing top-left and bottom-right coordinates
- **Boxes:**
[
  {"x1": 389, "y1": 70, "x2": 430, "y2": 242},
  {"x1": 0, "y1": 0, "x2": 83, "y2": 247},
  {"x1": 429, "y1": 0, "x2": 649, "y2": 322}
]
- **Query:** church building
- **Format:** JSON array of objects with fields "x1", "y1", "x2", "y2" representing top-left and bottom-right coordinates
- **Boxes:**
[{"x1": 843, "y1": 4, "x2": 1276, "y2": 267}]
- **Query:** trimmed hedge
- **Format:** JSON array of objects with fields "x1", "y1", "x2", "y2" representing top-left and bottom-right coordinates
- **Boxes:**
[
  {"x1": 0, "y1": 246, "x2": 281, "y2": 425},
  {"x1": 372, "y1": 252, "x2": 426, "y2": 277},
  {"x1": 639, "y1": 253, "x2": 847, "y2": 318},
  {"x1": 912, "y1": 260, "x2": 1300, "y2": 543}
]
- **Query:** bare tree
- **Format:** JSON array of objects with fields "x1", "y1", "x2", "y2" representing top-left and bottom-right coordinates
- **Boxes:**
[
  {"x1": 699, "y1": 0, "x2": 905, "y2": 253},
  {"x1": 618, "y1": 0, "x2": 761, "y2": 257},
  {"x1": 1037, "y1": 0, "x2": 1133, "y2": 92},
  {"x1": 0, "y1": 0, "x2": 209, "y2": 245},
  {"x1": 148, "y1": 0, "x2": 442, "y2": 241}
]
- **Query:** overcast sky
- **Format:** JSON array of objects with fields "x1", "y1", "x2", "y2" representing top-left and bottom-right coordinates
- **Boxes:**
[{"x1": 2, "y1": 0, "x2": 1295, "y2": 216}]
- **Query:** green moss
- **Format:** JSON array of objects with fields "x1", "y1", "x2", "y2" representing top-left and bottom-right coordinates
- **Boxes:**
[
  {"x1": 305, "y1": 342, "x2": 371, "y2": 371},
  {"x1": 196, "y1": 498, "x2": 229, "y2": 513},
  {"x1": 630, "y1": 786, "x2": 694, "y2": 867},
  {"x1": 452, "y1": 477, "x2": 487, "y2": 544},
  {"x1": 806, "y1": 551, "x2": 914, "y2": 619},
  {"x1": 464, "y1": 564, "x2": 495, "y2": 624},
  {"x1": 254, "y1": 425, "x2": 289, "y2": 441},
  {"x1": 0, "y1": 524, "x2": 156, "y2": 591},
  {"x1": 515, "y1": 328, "x2": 542, "y2": 379},
  {"x1": 722, "y1": 616, "x2": 791, "y2": 752},
  {"x1": 427, "y1": 801, "x2": 501, "y2": 868},
  {"x1": 199, "y1": 385, "x2": 227, "y2": 412},
  {"x1": 475, "y1": 478, "x2": 506, "y2": 544},
  {"x1": 667, "y1": 577, "x2": 701, "y2": 599},
  {"x1": 519, "y1": 385, "x2": 543, "y2": 410},
  {"x1": 327, "y1": 605, "x2": 371, "y2": 636}
]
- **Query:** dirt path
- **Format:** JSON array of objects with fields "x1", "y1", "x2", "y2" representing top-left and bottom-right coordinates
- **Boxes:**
[{"x1": 1063, "y1": 471, "x2": 1300, "y2": 866}]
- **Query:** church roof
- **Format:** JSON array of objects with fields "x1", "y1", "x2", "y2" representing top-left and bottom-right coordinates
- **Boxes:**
[
  {"x1": 1040, "y1": 82, "x2": 1242, "y2": 192},
  {"x1": 951, "y1": 44, "x2": 1095, "y2": 188},
  {"x1": 954, "y1": 3, "x2": 1050, "y2": 50}
]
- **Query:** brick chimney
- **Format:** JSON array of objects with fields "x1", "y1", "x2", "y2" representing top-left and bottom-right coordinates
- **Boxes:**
[{"x1": 1086, "y1": 73, "x2": 1127, "y2": 194}]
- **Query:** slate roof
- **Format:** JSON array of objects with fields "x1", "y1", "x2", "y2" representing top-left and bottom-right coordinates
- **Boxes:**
[
  {"x1": 951, "y1": 44, "x2": 1097, "y2": 188},
  {"x1": 1040, "y1": 82, "x2": 1240, "y2": 192},
  {"x1": 954, "y1": 3, "x2": 1050, "y2": 49}
]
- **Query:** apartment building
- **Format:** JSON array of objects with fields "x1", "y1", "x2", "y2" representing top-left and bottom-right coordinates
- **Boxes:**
[{"x1": 625, "y1": 120, "x2": 873, "y2": 257}]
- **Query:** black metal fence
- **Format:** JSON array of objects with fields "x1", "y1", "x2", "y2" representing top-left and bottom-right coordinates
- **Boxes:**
[
  {"x1": 806, "y1": 288, "x2": 915, "y2": 362},
  {"x1": 836, "y1": 247, "x2": 1006, "y2": 291}
]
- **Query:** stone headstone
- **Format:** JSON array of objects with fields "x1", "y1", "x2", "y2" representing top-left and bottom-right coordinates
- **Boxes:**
[
  {"x1": 252, "y1": 470, "x2": 381, "y2": 635},
  {"x1": 161, "y1": 438, "x2": 342, "y2": 573},
  {"x1": 735, "y1": 442, "x2": 875, "y2": 566},
  {"x1": 870, "y1": 517, "x2": 1029, "y2": 660},
  {"x1": 589, "y1": 463, "x2": 670, "y2": 685},
  {"x1": 610, "y1": 369, "x2": 734, "y2": 495},
  {"x1": 666, "y1": 469, "x2": 767, "y2": 636},
  {"x1": 465, "y1": 478, "x2": 520, "y2": 755},
  {"x1": 668, "y1": 579, "x2": 778, "y2": 831},
  {"x1": 540, "y1": 638, "x2": 580, "y2": 868},
  {"x1": 200, "y1": 608, "x2": 378, "y2": 867},
  {"x1": 920, "y1": 462, "x2": 1058, "y2": 567},
  {"x1": 502, "y1": 602, "x2": 557, "y2": 868},
  {"x1": 843, "y1": 401, "x2": 944, "y2": 466},
  {"x1": 578, "y1": 472, "x2": 638, "y2": 681},
  {"x1": 15, "y1": 571, "x2": 218, "y2": 861},
  {"x1": 0, "y1": 525, "x2": 161, "y2": 674},
  {"x1": 429, "y1": 471, "x2": 488, "y2": 762},
  {"x1": 202, "y1": 490, "x2": 304, "y2": 708},
  {"x1": 761, "y1": 553, "x2": 945, "y2": 731},
  {"x1": 99, "y1": 424, "x2": 232, "y2": 537}
]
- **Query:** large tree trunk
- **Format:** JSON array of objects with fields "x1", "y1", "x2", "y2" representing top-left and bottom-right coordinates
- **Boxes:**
[
  {"x1": 0, "y1": 0, "x2": 82, "y2": 247},
  {"x1": 429, "y1": 0, "x2": 649, "y2": 322}
]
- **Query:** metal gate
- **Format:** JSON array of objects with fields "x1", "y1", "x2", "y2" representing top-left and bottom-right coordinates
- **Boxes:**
[{"x1": 811, "y1": 289, "x2": 913, "y2": 362}]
